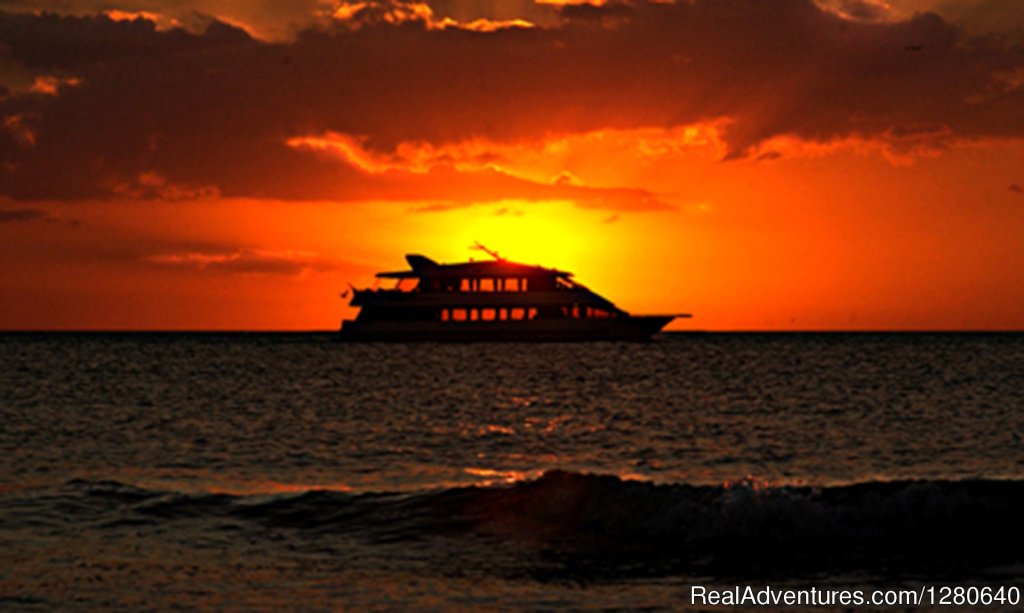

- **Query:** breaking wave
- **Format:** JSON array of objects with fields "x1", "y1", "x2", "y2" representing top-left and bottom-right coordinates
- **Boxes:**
[{"x1": 52, "y1": 471, "x2": 1024, "y2": 576}]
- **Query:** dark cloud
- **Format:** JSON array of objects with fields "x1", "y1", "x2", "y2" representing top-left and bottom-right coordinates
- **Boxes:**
[
  {"x1": 0, "y1": 0, "x2": 328, "y2": 41},
  {"x1": 0, "y1": 207, "x2": 49, "y2": 222},
  {"x1": 924, "y1": 0, "x2": 1024, "y2": 34},
  {"x1": 1011, "y1": 183, "x2": 1023, "y2": 194},
  {"x1": 0, "y1": 205, "x2": 80, "y2": 225},
  {"x1": 409, "y1": 201, "x2": 472, "y2": 213},
  {"x1": 1, "y1": 1, "x2": 1022, "y2": 203}
]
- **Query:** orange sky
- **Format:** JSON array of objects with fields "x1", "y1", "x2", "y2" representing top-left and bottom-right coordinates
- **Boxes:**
[{"x1": 1, "y1": 0, "x2": 1023, "y2": 330}]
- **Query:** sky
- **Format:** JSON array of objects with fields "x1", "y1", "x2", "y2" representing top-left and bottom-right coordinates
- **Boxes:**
[{"x1": 1, "y1": 0, "x2": 1022, "y2": 330}]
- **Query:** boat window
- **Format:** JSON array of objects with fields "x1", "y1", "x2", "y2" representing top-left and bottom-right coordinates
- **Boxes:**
[
  {"x1": 441, "y1": 309, "x2": 450, "y2": 321},
  {"x1": 505, "y1": 278, "x2": 519, "y2": 292},
  {"x1": 460, "y1": 279, "x2": 471, "y2": 292},
  {"x1": 499, "y1": 308, "x2": 508, "y2": 320},
  {"x1": 531, "y1": 276, "x2": 554, "y2": 291},
  {"x1": 521, "y1": 278, "x2": 528, "y2": 292},
  {"x1": 470, "y1": 309, "x2": 479, "y2": 321},
  {"x1": 452, "y1": 308, "x2": 467, "y2": 321},
  {"x1": 479, "y1": 278, "x2": 494, "y2": 292},
  {"x1": 510, "y1": 308, "x2": 525, "y2": 320},
  {"x1": 527, "y1": 308, "x2": 537, "y2": 320},
  {"x1": 482, "y1": 308, "x2": 496, "y2": 321}
]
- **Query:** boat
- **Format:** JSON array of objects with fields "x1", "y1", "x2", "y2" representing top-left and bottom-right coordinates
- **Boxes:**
[{"x1": 339, "y1": 249, "x2": 689, "y2": 341}]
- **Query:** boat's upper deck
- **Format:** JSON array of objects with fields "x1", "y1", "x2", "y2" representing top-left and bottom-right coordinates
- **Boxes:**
[
  {"x1": 376, "y1": 254, "x2": 570, "y2": 280},
  {"x1": 353, "y1": 253, "x2": 621, "y2": 312}
]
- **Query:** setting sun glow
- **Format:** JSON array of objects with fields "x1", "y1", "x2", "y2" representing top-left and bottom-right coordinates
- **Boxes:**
[{"x1": 1, "y1": 0, "x2": 1023, "y2": 330}]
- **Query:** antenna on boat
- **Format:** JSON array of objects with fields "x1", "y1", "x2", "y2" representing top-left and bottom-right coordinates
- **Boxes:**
[{"x1": 471, "y1": 241, "x2": 505, "y2": 261}]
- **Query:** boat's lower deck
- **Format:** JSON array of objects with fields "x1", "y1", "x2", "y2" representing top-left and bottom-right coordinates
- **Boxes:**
[{"x1": 338, "y1": 316, "x2": 675, "y2": 342}]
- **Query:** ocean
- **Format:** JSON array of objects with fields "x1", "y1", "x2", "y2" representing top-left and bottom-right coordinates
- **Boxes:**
[{"x1": 2, "y1": 332, "x2": 1023, "y2": 610}]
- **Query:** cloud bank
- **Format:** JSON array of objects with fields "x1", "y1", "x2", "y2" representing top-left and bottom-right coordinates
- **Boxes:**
[{"x1": 1, "y1": 0, "x2": 1022, "y2": 203}]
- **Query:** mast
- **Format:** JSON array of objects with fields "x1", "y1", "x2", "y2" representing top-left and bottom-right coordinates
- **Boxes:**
[{"x1": 471, "y1": 242, "x2": 505, "y2": 262}]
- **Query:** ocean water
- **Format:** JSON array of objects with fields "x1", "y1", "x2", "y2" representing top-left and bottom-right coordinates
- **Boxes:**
[{"x1": 1, "y1": 332, "x2": 1023, "y2": 609}]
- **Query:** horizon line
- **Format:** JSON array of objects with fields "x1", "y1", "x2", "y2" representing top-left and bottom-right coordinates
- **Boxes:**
[{"x1": 2, "y1": 329, "x2": 1022, "y2": 334}]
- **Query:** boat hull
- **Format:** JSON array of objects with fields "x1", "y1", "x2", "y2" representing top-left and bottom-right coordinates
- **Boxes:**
[{"x1": 338, "y1": 315, "x2": 675, "y2": 342}]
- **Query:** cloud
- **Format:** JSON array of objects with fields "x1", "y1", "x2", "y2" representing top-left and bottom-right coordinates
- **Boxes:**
[
  {"x1": 1011, "y1": 183, "x2": 1023, "y2": 194},
  {"x1": 142, "y1": 248, "x2": 344, "y2": 275},
  {"x1": 1, "y1": 1, "x2": 1022, "y2": 203},
  {"x1": 0, "y1": 0, "x2": 550, "y2": 41},
  {"x1": 29, "y1": 74, "x2": 82, "y2": 95},
  {"x1": 0, "y1": 207, "x2": 48, "y2": 222},
  {"x1": 286, "y1": 131, "x2": 511, "y2": 175},
  {"x1": 384, "y1": 166, "x2": 673, "y2": 211},
  {"x1": 818, "y1": 0, "x2": 1024, "y2": 34},
  {"x1": 0, "y1": 205, "x2": 80, "y2": 225},
  {"x1": 111, "y1": 172, "x2": 220, "y2": 200},
  {"x1": 409, "y1": 201, "x2": 473, "y2": 213},
  {"x1": 0, "y1": 0, "x2": 326, "y2": 41},
  {"x1": 816, "y1": 0, "x2": 893, "y2": 21},
  {"x1": 407, "y1": 202, "x2": 522, "y2": 215},
  {"x1": 286, "y1": 131, "x2": 673, "y2": 210},
  {"x1": 917, "y1": 0, "x2": 1024, "y2": 34}
]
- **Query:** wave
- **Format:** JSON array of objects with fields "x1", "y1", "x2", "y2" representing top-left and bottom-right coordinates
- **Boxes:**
[{"x1": 47, "y1": 471, "x2": 1024, "y2": 576}]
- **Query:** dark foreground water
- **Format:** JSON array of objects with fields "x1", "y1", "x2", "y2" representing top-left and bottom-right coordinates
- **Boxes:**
[{"x1": 1, "y1": 333, "x2": 1023, "y2": 609}]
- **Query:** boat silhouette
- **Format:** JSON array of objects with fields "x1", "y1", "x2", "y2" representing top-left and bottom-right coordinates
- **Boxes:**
[{"x1": 339, "y1": 250, "x2": 688, "y2": 341}]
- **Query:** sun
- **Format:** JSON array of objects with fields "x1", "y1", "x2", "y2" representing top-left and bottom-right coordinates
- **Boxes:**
[{"x1": 423, "y1": 200, "x2": 602, "y2": 272}]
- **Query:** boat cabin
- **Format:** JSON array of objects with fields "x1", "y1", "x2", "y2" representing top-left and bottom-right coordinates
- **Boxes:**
[{"x1": 350, "y1": 254, "x2": 624, "y2": 323}]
